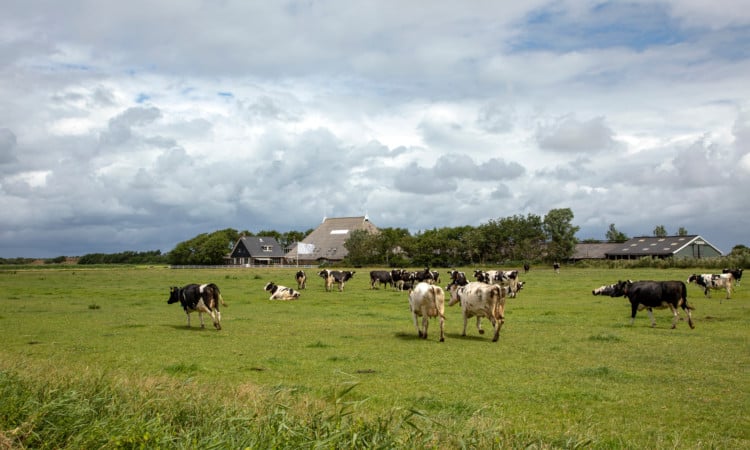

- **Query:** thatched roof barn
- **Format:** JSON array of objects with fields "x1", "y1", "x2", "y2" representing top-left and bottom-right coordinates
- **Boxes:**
[{"x1": 285, "y1": 216, "x2": 379, "y2": 264}]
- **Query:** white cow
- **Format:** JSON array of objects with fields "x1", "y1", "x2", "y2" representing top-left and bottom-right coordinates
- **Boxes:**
[
  {"x1": 408, "y1": 282, "x2": 446, "y2": 342},
  {"x1": 687, "y1": 273, "x2": 733, "y2": 301},
  {"x1": 447, "y1": 281, "x2": 506, "y2": 342}
]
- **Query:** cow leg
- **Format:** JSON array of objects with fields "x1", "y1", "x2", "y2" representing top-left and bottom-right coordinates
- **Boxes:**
[
  {"x1": 647, "y1": 308, "x2": 657, "y2": 328},
  {"x1": 461, "y1": 314, "x2": 469, "y2": 336},
  {"x1": 185, "y1": 311, "x2": 191, "y2": 327},
  {"x1": 683, "y1": 305, "x2": 695, "y2": 329},
  {"x1": 421, "y1": 315, "x2": 429, "y2": 339},
  {"x1": 630, "y1": 303, "x2": 638, "y2": 326},
  {"x1": 475, "y1": 317, "x2": 485, "y2": 335},
  {"x1": 198, "y1": 312, "x2": 205, "y2": 328},
  {"x1": 438, "y1": 315, "x2": 445, "y2": 342},
  {"x1": 412, "y1": 311, "x2": 423, "y2": 338}
]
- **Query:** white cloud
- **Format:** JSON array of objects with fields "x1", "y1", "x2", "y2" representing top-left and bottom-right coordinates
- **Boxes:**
[{"x1": 0, "y1": 1, "x2": 748, "y2": 256}]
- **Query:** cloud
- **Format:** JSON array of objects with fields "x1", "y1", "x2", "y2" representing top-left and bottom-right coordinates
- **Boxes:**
[
  {"x1": 536, "y1": 115, "x2": 617, "y2": 153},
  {"x1": 0, "y1": 128, "x2": 18, "y2": 165}
]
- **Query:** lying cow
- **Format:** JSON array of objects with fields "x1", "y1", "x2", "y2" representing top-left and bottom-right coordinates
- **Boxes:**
[
  {"x1": 408, "y1": 282, "x2": 446, "y2": 342},
  {"x1": 687, "y1": 273, "x2": 733, "y2": 301},
  {"x1": 167, "y1": 283, "x2": 226, "y2": 330},
  {"x1": 369, "y1": 270, "x2": 393, "y2": 289},
  {"x1": 295, "y1": 270, "x2": 307, "y2": 290},
  {"x1": 447, "y1": 281, "x2": 506, "y2": 342},
  {"x1": 264, "y1": 282, "x2": 301, "y2": 300},
  {"x1": 608, "y1": 280, "x2": 694, "y2": 329},
  {"x1": 318, "y1": 269, "x2": 355, "y2": 292}
]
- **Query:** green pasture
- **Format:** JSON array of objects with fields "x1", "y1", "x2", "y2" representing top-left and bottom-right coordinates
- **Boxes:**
[{"x1": 0, "y1": 266, "x2": 748, "y2": 448}]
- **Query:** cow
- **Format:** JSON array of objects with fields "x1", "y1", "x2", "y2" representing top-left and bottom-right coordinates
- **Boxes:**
[
  {"x1": 167, "y1": 283, "x2": 226, "y2": 330},
  {"x1": 264, "y1": 282, "x2": 301, "y2": 300},
  {"x1": 447, "y1": 281, "x2": 506, "y2": 342},
  {"x1": 505, "y1": 280, "x2": 525, "y2": 298},
  {"x1": 608, "y1": 280, "x2": 694, "y2": 329},
  {"x1": 295, "y1": 270, "x2": 307, "y2": 290},
  {"x1": 392, "y1": 269, "x2": 411, "y2": 291},
  {"x1": 369, "y1": 270, "x2": 393, "y2": 289},
  {"x1": 687, "y1": 273, "x2": 733, "y2": 301},
  {"x1": 318, "y1": 269, "x2": 355, "y2": 292},
  {"x1": 723, "y1": 268, "x2": 743, "y2": 286},
  {"x1": 408, "y1": 282, "x2": 446, "y2": 342},
  {"x1": 592, "y1": 283, "x2": 619, "y2": 296},
  {"x1": 523, "y1": 263, "x2": 530, "y2": 273},
  {"x1": 414, "y1": 267, "x2": 435, "y2": 284},
  {"x1": 447, "y1": 269, "x2": 468, "y2": 286},
  {"x1": 553, "y1": 262, "x2": 560, "y2": 273}
]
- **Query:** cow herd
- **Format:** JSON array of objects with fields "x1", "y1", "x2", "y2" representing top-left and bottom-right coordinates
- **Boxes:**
[{"x1": 166, "y1": 266, "x2": 743, "y2": 339}]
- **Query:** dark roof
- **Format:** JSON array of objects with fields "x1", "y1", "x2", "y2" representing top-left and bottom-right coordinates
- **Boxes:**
[
  {"x1": 604, "y1": 235, "x2": 718, "y2": 257},
  {"x1": 231, "y1": 236, "x2": 286, "y2": 258},
  {"x1": 572, "y1": 242, "x2": 622, "y2": 259},
  {"x1": 285, "y1": 216, "x2": 379, "y2": 261}
]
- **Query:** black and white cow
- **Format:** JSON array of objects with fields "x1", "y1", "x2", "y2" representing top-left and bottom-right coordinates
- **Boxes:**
[
  {"x1": 167, "y1": 283, "x2": 226, "y2": 330},
  {"x1": 295, "y1": 270, "x2": 307, "y2": 290},
  {"x1": 318, "y1": 269, "x2": 356, "y2": 292},
  {"x1": 447, "y1": 269, "x2": 468, "y2": 286},
  {"x1": 408, "y1": 282, "x2": 446, "y2": 342},
  {"x1": 414, "y1": 267, "x2": 435, "y2": 284},
  {"x1": 687, "y1": 273, "x2": 733, "y2": 301},
  {"x1": 264, "y1": 282, "x2": 301, "y2": 300},
  {"x1": 608, "y1": 280, "x2": 694, "y2": 329},
  {"x1": 723, "y1": 268, "x2": 743, "y2": 286},
  {"x1": 553, "y1": 262, "x2": 560, "y2": 273},
  {"x1": 391, "y1": 269, "x2": 411, "y2": 291},
  {"x1": 523, "y1": 263, "x2": 530, "y2": 273},
  {"x1": 369, "y1": 270, "x2": 393, "y2": 289}
]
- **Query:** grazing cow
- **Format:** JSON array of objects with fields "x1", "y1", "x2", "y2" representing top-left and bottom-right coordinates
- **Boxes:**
[
  {"x1": 369, "y1": 270, "x2": 393, "y2": 289},
  {"x1": 318, "y1": 269, "x2": 356, "y2": 292},
  {"x1": 523, "y1": 263, "x2": 530, "y2": 273},
  {"x1": 608, "y1": 280, "x2": 694, "y2": 329},
  {"x1": 295, "y1": 270, "x2": 307, "y2": 290},
  {"x1": 447, "y1": 281, "x2": 506, "y2": 342},
  {"x1": 553, "y1": 262, "x2": 560, "y2": 273},
  {"x1": 447, "y1": 269, "x2": 468, "y2": 286},
  {"x1": 167, "y1": 283, "x2": 226, "y2": 330},
  {"x1": 723, "y1": 268, "x2": 743, "y2": 286},
  {"x1": 408, "y1": 282, "x2": 446, "y2": 342},
  {"x1": 264, "y1": 282, "x2": 301, "y2": 300},
  {"x1": 473, "y1": 269, "x2": 491, "y2": 283},
  {"x1": 505, "y1": 280, "x2": 525, "y2": 298},
  {"x1": 688, "y1": 273, "x2": 733, "y2": 301}
]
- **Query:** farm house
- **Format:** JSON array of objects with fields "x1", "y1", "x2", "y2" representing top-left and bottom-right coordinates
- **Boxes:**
[{"x1": 285, "y1": 216, "x2": 379, "y2": 265}]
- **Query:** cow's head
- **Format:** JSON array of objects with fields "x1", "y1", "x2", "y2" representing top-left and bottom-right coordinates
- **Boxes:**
[
  {"x1": 611, "y1": 280, "x2": 632, "y2": 297},
  {"x1": 343, "y1": 271, "x2": 355, "y2": 281},
  {"x1": 167, "y1": 286, "x2": 180, "y2": 304},
  {"x1": 592, "y1": 283, "x2": 617, "y2": 296},
  {"x1": 264, "y1": 282, "x2": 277, "y2": 293},
  {"x1": 318, "y1": 269, "x2": 331, "y2": 279}
]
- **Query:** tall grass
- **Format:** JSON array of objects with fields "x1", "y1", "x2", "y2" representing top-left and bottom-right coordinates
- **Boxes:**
[{"x1": 0, "y1": 266, "x2": 748, "y2": 448}]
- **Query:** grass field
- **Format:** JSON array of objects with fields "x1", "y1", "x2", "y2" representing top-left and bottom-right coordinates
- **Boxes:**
[{"x1": 0, "y1": 265, "x2": 748, "y2": 448}]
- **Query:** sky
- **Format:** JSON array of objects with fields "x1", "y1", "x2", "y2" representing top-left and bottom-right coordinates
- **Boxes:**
[{"x1": 1, "y1": 1, "x2": 749, "y2": 258}]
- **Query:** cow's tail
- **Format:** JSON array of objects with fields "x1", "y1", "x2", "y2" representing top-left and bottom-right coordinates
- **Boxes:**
[
  {"x1": 430, "y1": 286, "x2": 445, "y2": 319},
  {"x1": 210, "y1": 283, "x2": 227, "y2": 307},
  {"x1": 681, "y1": 282, "x2": 693, "y2": 310}
]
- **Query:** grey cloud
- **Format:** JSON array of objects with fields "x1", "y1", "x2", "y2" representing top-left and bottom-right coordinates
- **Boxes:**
[
  {"x1": 393, "y1": 162, "x2": 457, "y2": 194},
  {"x1": 536, "y1": 116, "x2": 616, "y2": 153},
  {"x1": 434, "y1": 153, "x2": 525, "y2": 180},
  {"x1": 476, "y1": 103, "x2": 515, "y2": 133},
  {"x1": 100, "y1": 106, "x2": 162, "y2": 146},
  {"x1": 0, "y1": 128, "x2": 18, "y2": 164}
]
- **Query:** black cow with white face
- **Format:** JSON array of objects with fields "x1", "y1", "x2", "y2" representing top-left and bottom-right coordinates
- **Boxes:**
[
  {"x1": 319, "y1": 269, "x2": 356, "y2": 292},
  {"x1": 167, "y1": 283, "x2": 226, "y2": 330},
  {"x1": 723, "y1": 268, "x2": 743, "y2": 285},
  {"x1": 447, "y1": 269, "x2": 468, "y2": 286},
  {"x1": 607, "y1": 280, "x2": 694, "y2": 329}
]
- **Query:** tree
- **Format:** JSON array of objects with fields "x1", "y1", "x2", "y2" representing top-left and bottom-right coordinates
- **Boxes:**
[
  {"x1": 343, "y1": 229, "x2": 378, "y2": 266},
  {"x1": 543, "y1": 208, "x2": 580, "y2": 262},
  {"x1": 168, "y1": 228, "x2": 239, "y2": 265},
  {"x1": 677, "y1": 227, "x2": 688, "y2": 236},
  {"x1": 606, "y1": 224, "x2": 628, "y2": 242},
  {"x1": 653, "y1": 225, "x2": 667, "y2": 237}
]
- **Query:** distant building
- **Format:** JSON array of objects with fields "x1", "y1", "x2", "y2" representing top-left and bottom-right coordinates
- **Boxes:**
[
  {"x1": 603, "y1": 235, "x2": 722, "y2": 259},
  {"x1": 571, "y1": 242, "x2": 623, "y2": 261},
  {"x1": 285, "y1": 216, "x2": 379, "y2": 265},
  {"x1": 228, "y1": 236, "x2": 286, "y2": 266}
]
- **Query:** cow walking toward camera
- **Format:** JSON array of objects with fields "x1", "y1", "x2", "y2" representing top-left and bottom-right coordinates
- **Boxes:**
[
  {"x1": 295, "y1": 270, "x2": 307, "y2": 290},
  {"x1": 608, "y1": 280, "x2": 694, "y2": 329},
  {"x1": 167, "y1": 283, "x2": 226, "y2": 330},
  {"x1": 408, "y1": 282, "x2": 446, "y2": 342},
  {"x1": 265, "y1": 282, "x2": 301, "y2": 300}
]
